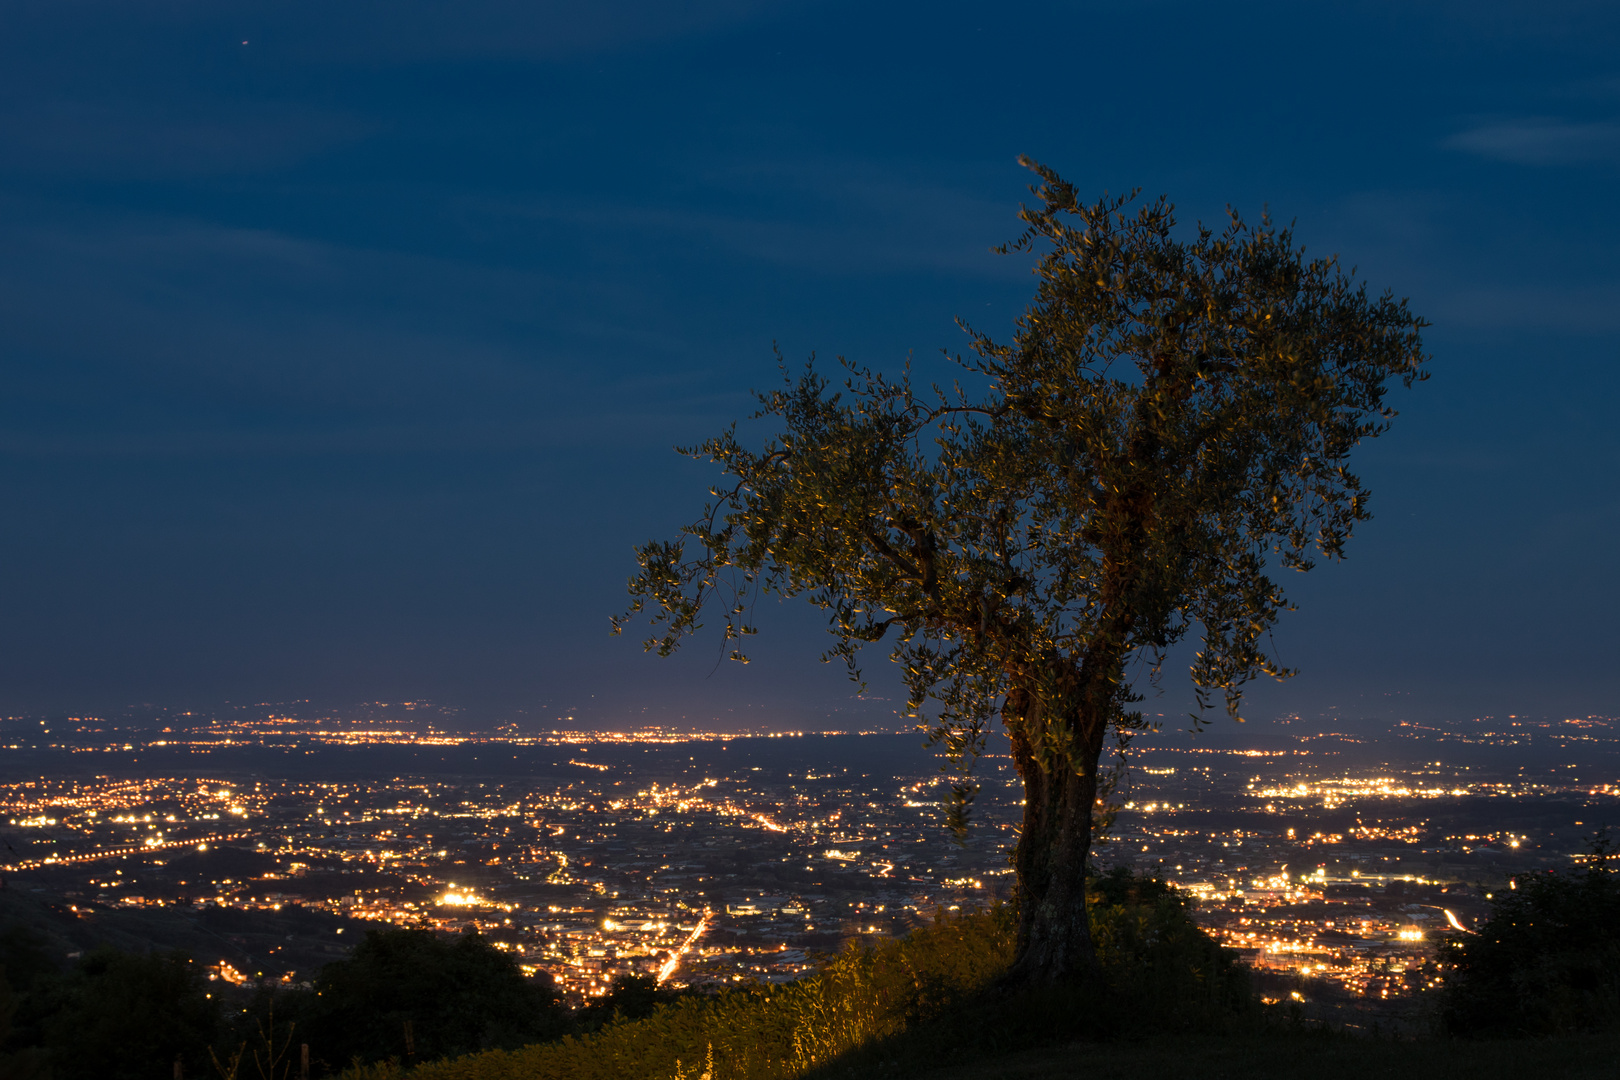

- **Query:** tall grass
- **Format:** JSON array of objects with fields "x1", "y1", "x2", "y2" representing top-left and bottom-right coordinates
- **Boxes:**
[{"x1": 339, "y1": 876, "x2": 1248, "y2": 1080}]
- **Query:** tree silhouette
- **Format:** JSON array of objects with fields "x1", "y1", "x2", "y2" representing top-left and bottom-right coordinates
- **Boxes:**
[
  {"x1": 620, "y1": 159, "x2": 1428, "y2": 983},
  {"x1": 302, "y1": 926, "x2": 563, "y2": 1069}
]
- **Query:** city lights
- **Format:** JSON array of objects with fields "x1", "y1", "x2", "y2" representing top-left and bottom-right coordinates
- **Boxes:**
[{"x1": 2, "y1": 709, "x2": 1615, "y2": 1011}]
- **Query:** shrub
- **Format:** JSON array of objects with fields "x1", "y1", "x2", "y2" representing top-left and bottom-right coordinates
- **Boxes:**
[
  {"x1": 347, "y1": 872, "x2": 1248, "y2": 1080},
  {"x1": 302, "y1": 926, "x2": 567, "y2": 1071},
  {"x1": 574, "y1": 974, "x2": 682, "y2": 1032},
  {"x1": 1438, "y1": 834, "x2": 1620, "y2": 1035},
  {"x1": 1087, "y1": 866, "x2": 1252, "y2": 1026},
  {"x1": 41, "y1": 948, "x2": 221, "y2": 1080}
]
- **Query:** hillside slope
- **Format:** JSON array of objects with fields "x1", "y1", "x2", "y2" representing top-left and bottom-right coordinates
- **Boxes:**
[{"x1": 913, "y1": 1033, "x2": 1620, "y2": 1080}]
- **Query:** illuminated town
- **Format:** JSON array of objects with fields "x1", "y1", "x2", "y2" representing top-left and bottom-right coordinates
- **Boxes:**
[{"x1": 2, "y1": 706, "x2": 1616, "y2": 1023}]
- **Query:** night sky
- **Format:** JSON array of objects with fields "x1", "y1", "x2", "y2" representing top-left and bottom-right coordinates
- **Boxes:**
[{"x1": 0, "y1": 1, "x2": 1615, "y2": 729}]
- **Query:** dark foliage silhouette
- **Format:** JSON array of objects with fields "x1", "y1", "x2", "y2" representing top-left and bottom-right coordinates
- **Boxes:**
[{"x1": 1439, "y1": 831, "x2": 1620, "y2": 1035}]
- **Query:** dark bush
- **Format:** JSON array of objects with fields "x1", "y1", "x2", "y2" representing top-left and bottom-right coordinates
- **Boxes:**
[
  {"x1": 0, "y1": 968, "x2": 48, "y2": 1080},
  {"x1": 41, "y1": 947, "x2": 221, "y2": 1080},
  {"x1": 302, "y1": 926, "x2": 566, "y2": 1071},
  {"x1": 0, "y1": 926, "x2": 60, "y2": 1065},
  {"x1": 1439, "y1": 832, "x2": 1620, "y2": 1035},
  {"x1": 1087, "y1": 865, "x2": 1253, "y2": 1027},
  {"x1": 575, "y1": 973, "x2": 680, "y2": 1031}
]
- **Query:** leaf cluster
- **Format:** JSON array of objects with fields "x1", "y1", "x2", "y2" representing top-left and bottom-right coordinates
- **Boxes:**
[{"x1": 617, "y1": 160, "x2": 1427, "y2": 819}]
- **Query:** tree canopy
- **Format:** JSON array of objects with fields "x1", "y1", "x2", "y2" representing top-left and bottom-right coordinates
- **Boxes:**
[
  {"x1": 34, "y1": 948, "x2": 218, "y2": 1080},
  {"x1": 619, "y1": 159, "x2": 1428, "y2": 981},
  {"x1": 304, "y1": 926, "x2": 564, "y2": 1068}
]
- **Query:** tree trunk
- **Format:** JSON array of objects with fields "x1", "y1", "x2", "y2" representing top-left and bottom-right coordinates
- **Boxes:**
[{"x1": 1002, "y1": 690, "x2": 1107, "y2": 985}]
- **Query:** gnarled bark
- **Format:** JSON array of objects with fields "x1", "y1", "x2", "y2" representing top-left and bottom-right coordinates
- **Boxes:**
[{"x1": 1002, "y1": 689, "x2": 1108, "y2": 985}]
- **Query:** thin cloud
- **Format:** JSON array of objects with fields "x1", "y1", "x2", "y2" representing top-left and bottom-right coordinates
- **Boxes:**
[
  {"x1": 468, "y1": 157, "x2": 1027, "y2": 280},
  {"x1": 1444, "y1": 117, "x2": 1620, "y2": 165},
  {"x1": 0, "y1": 100, "x2": 367, "y2": 178},
  {"x1": 0, "y1": 214, "x2": 759, "y2": 458},
  {"x1": 1429, "y1": 282, "x2": 1620, "y2": 334}
]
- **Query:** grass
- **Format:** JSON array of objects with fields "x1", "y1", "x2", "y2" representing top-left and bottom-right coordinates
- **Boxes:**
[
  {"x1": 332, "y1": 876, "x2": 1618, "y2": 1080},
  {"x1": 335, "y1": 874, "x2": 1245, "y2": 1080},
  {"x1": 912, "y1": 1032, "x2": 1620, "y2": 1080},
  {"x1": 341, "y1": 906, "x2": 1019, "y2": 1080}
]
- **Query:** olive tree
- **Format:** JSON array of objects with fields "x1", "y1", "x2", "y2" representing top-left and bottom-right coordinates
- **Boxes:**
[{"x1": 616, "y1": 160, "x2": 1428, "y2": 984}]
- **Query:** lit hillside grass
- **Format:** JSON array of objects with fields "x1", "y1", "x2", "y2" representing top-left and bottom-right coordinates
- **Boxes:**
[
  {"x1": 340, "y1": 907, "x2": 1014, "y2": 1080},
  {"x1": 338, "y1": 873, "x2": 1247, "y2": 1080}
]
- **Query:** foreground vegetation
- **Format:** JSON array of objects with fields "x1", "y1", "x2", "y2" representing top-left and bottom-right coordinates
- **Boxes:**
[
  {"x1": 0, "y1": 919, "x2": 571, "y2": 1080},
  {"x1": 345, "y1": 854, "x2": 1620, "y2": 1080},
  {"x1": 340, "y1": 871, "x2": 1246, "y2": 1080},
  {"x1": 1436, "y1": 832, "x2": 1620, "y2": 1035},
  {"x1": 911, "y1": 1031, "x2": 1620, "y2": 1080},
  {"x1": 8, "y1": 855, "x2": 1620, "y2": 1079}
]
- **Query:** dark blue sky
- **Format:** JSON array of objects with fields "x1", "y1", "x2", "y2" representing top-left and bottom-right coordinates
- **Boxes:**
[{"x1": 0, "y1": 0, "x2": 1615, "y2": 729}]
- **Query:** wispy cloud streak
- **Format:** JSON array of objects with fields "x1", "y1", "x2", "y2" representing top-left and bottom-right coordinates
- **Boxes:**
[{"x1": 1445, "y1": 117, "x2": 1620, "y2": 165}]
